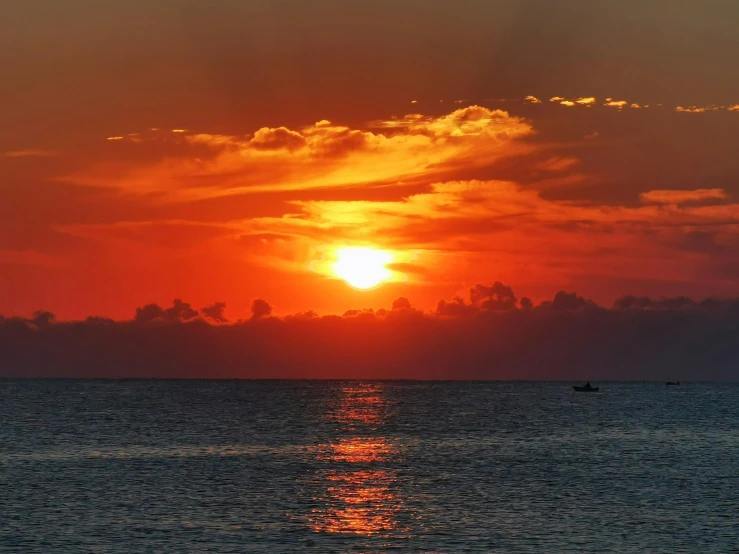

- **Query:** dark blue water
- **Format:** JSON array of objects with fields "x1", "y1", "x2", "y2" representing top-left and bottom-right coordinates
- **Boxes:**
[{"x1": 2, "y1": 380, "x2": 738, "y2": 553}]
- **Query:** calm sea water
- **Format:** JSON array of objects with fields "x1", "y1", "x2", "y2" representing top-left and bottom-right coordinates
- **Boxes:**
[{"x1": 2, "y1": 380, "x2": 738, "y2": 553}]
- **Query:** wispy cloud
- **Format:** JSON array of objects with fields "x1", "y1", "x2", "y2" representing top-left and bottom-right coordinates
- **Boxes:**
[
  {"x1": 676, "y1": 105, "x2": 721, "y2": 113},
  {"x1": 640, "y1": 189, "x2": 727, "y2": 205},
  {"x1": 1, "y1": 149, "x2": 58, "y2": 159},
  {"x1": 0, "y1": 249, "x2": 69, "y2": 267},
  {"x1": 535, "y1": 157, "x2": 579, "y2": 172}
]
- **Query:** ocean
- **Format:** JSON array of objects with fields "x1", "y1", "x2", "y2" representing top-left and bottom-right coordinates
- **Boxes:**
[{"x1": 2, "y1": 380, "x2": 738, "y2": 553}]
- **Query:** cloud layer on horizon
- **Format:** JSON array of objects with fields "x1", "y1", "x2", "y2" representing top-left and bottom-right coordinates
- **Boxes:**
[{"x1": 2, "y1": 283, "x2": 739, "y2": 380}]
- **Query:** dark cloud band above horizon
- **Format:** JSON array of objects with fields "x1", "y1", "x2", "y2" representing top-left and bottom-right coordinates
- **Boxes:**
[{"x1": 3, "y1": 282, "x2": 739, "y2": 380}]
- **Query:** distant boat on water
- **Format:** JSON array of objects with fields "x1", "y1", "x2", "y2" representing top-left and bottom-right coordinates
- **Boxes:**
[
  {"x1": 573, "y1": 382, "x2": 599, "y2": 392},
  {"x1": 666, "y1": 380, "x2": 680, "y2": 386}
]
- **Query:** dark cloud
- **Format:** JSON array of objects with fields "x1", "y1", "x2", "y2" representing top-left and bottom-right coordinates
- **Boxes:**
[
  {"x1": 201, "y1": 302, "x2": 228, "y2": 323},
  {"x1": 31, "y1": 310, "x2": 55, "y2": 328},
  {"x1": 392, "y1": 297, "x2": 412, "y2": 310},
  {"x1": 134, "y1": 299, "x2": 200, "y2": 323},
  {"x1": 542, "y1": 291, "x2": 601, "y2": 312},
  {"x1": 250, "y1": 298, "x2": 272, "y2": 319},
  {"x1": 613, "y1": 295, "x2": 697, "y2": 311},
  {"x1": 3, "y1": 283, "x2": 739, "y2": 380},
  {"x1": 436, "y1": 296, "x2": 476, "y2": 317},
  {"x1": 470, "y1": 282, "x2": 517, "y2": 311}
]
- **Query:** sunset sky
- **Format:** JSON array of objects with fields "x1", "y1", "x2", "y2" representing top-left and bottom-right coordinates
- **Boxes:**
[{"x1": 3, "y1": 0, "x2": 739, "y2": 320}]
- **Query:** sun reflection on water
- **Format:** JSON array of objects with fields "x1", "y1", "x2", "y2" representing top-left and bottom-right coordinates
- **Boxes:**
[{"x1": 309, "y1": 382, "x2": 407, "y2": 536}]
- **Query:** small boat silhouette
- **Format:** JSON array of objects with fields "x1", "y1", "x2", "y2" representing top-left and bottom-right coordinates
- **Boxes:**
[
  {"x1": 665, "y1": 381, "x2": 680, "y2": 386},
  {"x1": 573, "y1": 382, "x2": 599, "y2": 392}
]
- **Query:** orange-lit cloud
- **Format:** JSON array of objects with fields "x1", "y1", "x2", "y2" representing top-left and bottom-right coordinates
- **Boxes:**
[
  {"x1": 67, "y1": 107, "x2": 535, "y2": 200},
  {"x1": 45, "y1": 99, "x2": 739, "y2": 311},
  {"x1": 525, "y1": 95, "x2": 542, "y2": 104},
  {"x1": 604, "y1": 99, "x2": 628, "y2": 108},
  {"x1": 575, "y1": 97, "x2": 596, "y2": 105},
  {"x1": 6, "y1": 97, "x2": 739, "y2": 321},
  {"x1": 640, "y1": 189, "x2": 728, "y2": 204},
  {"x1": 675, "y1": 105, "x2": 721, "y2": 113},
  {"x1": 535, "y1": 157, "x2": 580, "y2": 172},
  {"x1": 228, "y1": 178, "x2": 739, "y2": 295}
]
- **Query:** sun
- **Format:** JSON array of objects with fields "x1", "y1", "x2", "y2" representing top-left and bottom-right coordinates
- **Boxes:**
[{"x1": 331, "y1": 247, "x2": 394, "y2": 290}]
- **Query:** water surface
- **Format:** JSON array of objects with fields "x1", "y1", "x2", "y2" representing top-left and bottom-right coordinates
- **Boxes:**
[{"x1": 2, "y1": 380, "x2": 738, "y2": 552}]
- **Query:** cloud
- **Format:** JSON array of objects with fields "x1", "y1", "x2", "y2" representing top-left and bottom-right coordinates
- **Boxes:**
[
  {"x1": 373, "y1": 106, "x2": 531, "y2": 138},
  {"x1": 67, "y1": 106, "x2": 534, "y2": 200},
  {"x1": 248, "y1": 127, "x2": 308, "y2": 151},
  {"x1": 613, "y1": 295, "x2": 697, "y2": 311},
  {"x1": 675, "y1": 105, "x2": 722, "y2": 113},
  {"x1": 201, "y1": 301, "x2": 228, "y2": 323},
  {"x1": 5, "y1": 285, "x2": 739, "y2": 380},
  {"x1": 640, "y1": 189, "x2": 727, "y2": 205},
  {"x1": 250, "y1": 298, "x2": 273, "y2": 319},
  {"x1": 31, "y1": 310, "x2": 56, "y2": 328},
  {"x1": 265, "y1": 179, "x2": 734, "y2": 247},
  {"x1": 517, "y1": 94, "x2": 737, "y2": 113},
  {"x1": 391, "y1": 297, "x2": 412, "y2": 310},
  {"x1": 231, "y1": 176, "x2": 739, "y2": 293},
  {"x1": 604, "y1": 100, "x2": 628, "y2": 108},
  {"x1": 535, "y1": 157, "x2": 579, "y2": 172},
  {"x1": 1, "y1": 149, "x2": 58, "y2": 159},
  {"x1": 542, "y1": 290, "x2": 600, "y2": 312},
  {"x1": 548, "y1": 97, "x2": 595, "y2": 107},
  {"x1": 469, "y1": 282, "x2": 518, "y2": 311},
  {"x1": 134, "y1": 299, "x2": 200, "y2": 323}
]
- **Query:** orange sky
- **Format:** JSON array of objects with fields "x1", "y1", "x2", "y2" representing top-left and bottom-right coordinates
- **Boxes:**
[{"x1": 2, "y1": 1, "x2": 739, "y2": 320}]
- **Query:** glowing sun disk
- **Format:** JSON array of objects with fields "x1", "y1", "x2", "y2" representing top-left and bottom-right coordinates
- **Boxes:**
[{"x1": 332, "y1": 247, "x2": 393, "y2": 290}]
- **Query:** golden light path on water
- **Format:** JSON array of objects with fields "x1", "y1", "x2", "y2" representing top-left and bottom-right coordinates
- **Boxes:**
[{"x1": 309, "y1": 383, "x2": 407, "y2": 536}]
